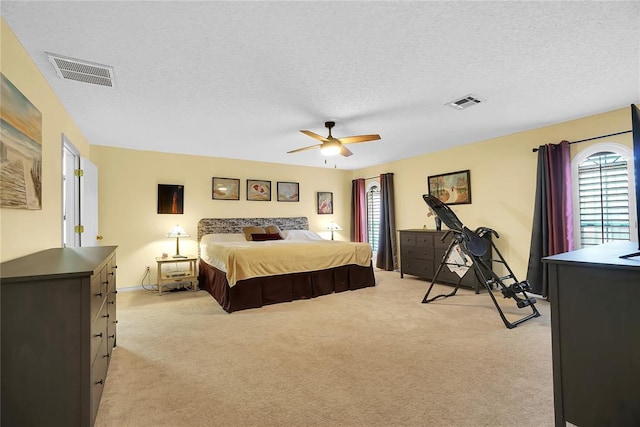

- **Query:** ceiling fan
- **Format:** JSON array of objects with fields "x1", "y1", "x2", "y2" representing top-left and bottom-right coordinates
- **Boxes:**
[{"x1": 287, "y1": 121, "x2": 381, "y2": 157}]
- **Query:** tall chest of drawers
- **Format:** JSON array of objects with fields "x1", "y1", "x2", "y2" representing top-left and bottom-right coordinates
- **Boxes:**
[
  {"x1": 399, "y1": 229, "x2": 489, "y2": 293},
  {"x1": 1, "y1": 246, "x2": 118, "y2": 427}
]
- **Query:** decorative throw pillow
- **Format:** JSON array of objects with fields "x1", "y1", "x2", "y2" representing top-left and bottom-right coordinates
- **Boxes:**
[
  {"x1": 265, "y1": 225, "x2": 284, "y2": 238},
  {"x1": 242, "y1": 226, "x2": 266, "y2": 241},
  {"x1": 251, "y1": 233, "x2": 283, "y2": 241}
]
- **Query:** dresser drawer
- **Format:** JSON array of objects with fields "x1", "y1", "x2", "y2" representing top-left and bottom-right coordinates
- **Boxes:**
[
  {"x1": 91, "y1": 337, "x2": 109, "y2": 426},
  {"x1": 401, "y1": 258, "x2": 434, "y2": 278},
  {"x1": 400, "y1": 232, "x2": 417, "y2": 247},
  {"x1": 90, "y1": 272, "x2": 108, "y2": 322},
  {"x1": 415, "y1": 233, "x2": 433, "y2": 247},
  {"x1": 91, "y1": 302, "x2": 108, "y2": 363},
  {"x1": 106, "y1": 292, "x2": 117, "y2": 357},
  {"x1": 402, "y1": 245, "x2": 434, "y2": 260}
]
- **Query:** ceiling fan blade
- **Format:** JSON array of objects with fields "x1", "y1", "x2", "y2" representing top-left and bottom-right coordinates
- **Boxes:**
[
  {"x1": 287, "y1": 144, "x2": 321, "y2": 154},
  {"x1": 339, "y1": 144, "x2": 353, "y2": 157},
  {"x1": 338, "y1": 134, "x2": 381, "y2": 144},
  {"x1": 300, "y1": 130, "x2": 328, "y2": 142}
]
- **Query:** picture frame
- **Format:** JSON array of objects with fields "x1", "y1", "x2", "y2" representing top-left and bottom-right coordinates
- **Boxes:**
[
  {"x1": 427, "y1": 170, "x2": 471, "y2": 205},
  {"x1": 212, "y1": 177, "x2": 240, "y2": 200},
  {"x1": 277, "y1": 181, "x2": 299, "y2": 202},
  {"x1": 158, "y1": 184, "x2": 184, "y2": 214},
  {"x1": 247, "y1": 179, "x2": 271, "y2": 201},
  {"x1": 317, "y1": 191, "x2": 333, "y2": 214}
]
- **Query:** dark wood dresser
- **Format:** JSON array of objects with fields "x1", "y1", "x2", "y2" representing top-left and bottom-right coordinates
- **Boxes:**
[
  {"x1": 1, "y1": 246, "x2": 118, "y2": 427},
  {"x1": 399, "y1": 229, "x2": 490, "y2": 293},
  {"x1": 544, "y1": 241, "x2": 640, "y2": 427}
]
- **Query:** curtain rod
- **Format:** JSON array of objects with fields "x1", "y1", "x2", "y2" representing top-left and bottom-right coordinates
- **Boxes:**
[{"x1": 531, "y1": 130, "x2": 631, "y2": 152}]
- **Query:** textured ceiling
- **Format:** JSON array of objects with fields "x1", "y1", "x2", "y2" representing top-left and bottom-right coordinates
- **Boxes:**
[{"x1": 2, "y1": 1, "x2": 639, "y2": 170}]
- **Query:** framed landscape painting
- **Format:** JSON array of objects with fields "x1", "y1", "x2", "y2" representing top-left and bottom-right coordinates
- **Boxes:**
[
  {"x1": 212, "y1": 177, "x2": 240, "y2": 200},
  {"x1": 0, "y1": 73, "x2": 43, "y2": 210},
  {"x1": 427, "y1": 170, "x2": 471, "y2": 205},
  {"x1": 277, "y1": 182, "x2": 299, "y2": 202}
]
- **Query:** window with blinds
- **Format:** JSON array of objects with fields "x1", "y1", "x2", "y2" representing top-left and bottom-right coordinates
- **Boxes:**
[
  {"x1": 577, "y1": 151, "x2": 630, "y2": 246},
  {"x1": 366, "y1": 184, "x2": 380, "y2": 251}
]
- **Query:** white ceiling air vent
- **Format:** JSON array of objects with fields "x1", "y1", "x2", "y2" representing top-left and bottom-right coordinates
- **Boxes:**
[
  {"x1": 446, "y1": 94, "x2": 483, "y2": 110},
  {"x1": 46, "y1": 52, "x2": 114, "y2": 88}
]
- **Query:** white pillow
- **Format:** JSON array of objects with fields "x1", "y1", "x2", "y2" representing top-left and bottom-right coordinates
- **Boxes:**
[
  {"x1": 282, "y1": 229, "x2": 323, "y2": 241},
  {"x1": 201, "y1": 233, "x2": 247, "y2": 243}
]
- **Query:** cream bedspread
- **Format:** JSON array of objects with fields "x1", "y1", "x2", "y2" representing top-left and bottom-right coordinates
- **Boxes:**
[{"x1": 200, "y1": 239, "x2": 372, "y2": 286}]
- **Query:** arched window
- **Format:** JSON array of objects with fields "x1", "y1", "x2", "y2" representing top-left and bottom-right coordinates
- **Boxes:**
[
  {"x1": 571, "y1": 143, "x2": 637, "y2": 248},
  {"x1": 366, "y1": 182, "x2": 380, "y2": 251}
]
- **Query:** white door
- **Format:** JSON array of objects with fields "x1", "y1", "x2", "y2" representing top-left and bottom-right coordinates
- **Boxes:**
[
  {"x1": 62, "y1": 141, "x2": 80, "y2": 247},
  {"x1": 80, "y1": 157, "x2": 99, "y2": 247}
]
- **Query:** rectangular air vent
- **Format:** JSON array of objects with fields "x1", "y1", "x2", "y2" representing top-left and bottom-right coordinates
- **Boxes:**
[
  {"x1": 46, "y1": 52, "x2": 114, "y2": 88},
  {"x1": 446, "y1": 94, "x2": 482, "y2": 110}
]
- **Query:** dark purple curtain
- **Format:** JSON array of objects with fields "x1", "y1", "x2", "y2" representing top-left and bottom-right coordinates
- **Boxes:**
[
  {"x1": 351, "y1": 179, "x2": 367, "y2": 242},
  {"x1": 376, "y1": 173, "x2": 398, "y2": 271},
  {"x1": 526, "y1": 140, "x2": 574, "y2": 296}
]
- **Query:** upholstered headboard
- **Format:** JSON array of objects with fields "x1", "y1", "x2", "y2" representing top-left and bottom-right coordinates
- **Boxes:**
[{"x1": 197, "y1": 217, "x2": 309, "y2": 243}]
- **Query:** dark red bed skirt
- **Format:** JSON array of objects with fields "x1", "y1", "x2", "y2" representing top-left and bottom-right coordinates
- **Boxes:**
[{"x1": 198, "y1": 259, "x2": 376, "y2": 313}]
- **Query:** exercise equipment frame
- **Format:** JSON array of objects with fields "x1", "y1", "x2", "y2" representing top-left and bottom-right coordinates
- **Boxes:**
[{"x1": 422, "y1": 194, "x2": 540, "y2": 329}]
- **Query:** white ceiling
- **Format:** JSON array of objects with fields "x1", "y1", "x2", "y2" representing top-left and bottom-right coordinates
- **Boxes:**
[{"x1": 3, "y1": 1, "x2": 639, "y2": 170}]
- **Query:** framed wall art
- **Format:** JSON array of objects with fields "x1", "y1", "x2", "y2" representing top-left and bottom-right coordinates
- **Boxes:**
[
  {"x1": 317, "y1": 191, "x2": 333, "y2": 214},
  {"x1": 158, "y1": 184, "x2": 184, "y2": 214},
  {"x1": 212, "y1": 177, "x2": 240, "y2": 200},
  {"x1": 277, "y1": 181, "x2": 299, "y2": 202},
  {"x1": 247, "y1": 179, "x2": 271, "y2": 201},
  {"x1": 0, "y1": 73, "x2": 43, "y2": 210},
  {"x1": 427, "y1": 170, "x2": 471, "y2": 205}
]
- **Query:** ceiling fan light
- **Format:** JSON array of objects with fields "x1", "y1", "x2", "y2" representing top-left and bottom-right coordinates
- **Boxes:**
[{"x1": 320, "y1": 141, "x2": 341, "y2": 156}]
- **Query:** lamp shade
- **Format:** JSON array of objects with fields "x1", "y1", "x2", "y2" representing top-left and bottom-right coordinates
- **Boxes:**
[
  {"x1": 166, "y1": 224, "x2": 190, "y2": 238},
  {"x1": 324, "y1": 222, "x2": 342, "y2": 231}
]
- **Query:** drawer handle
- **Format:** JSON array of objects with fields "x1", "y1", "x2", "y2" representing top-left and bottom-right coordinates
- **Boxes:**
[
  {"x1": 109, "y1": 272, "x2": 115, "y2": 276},
  {"x1": 108, "y1": 334, "x2": 115, "y2": 339},
  {"x1": 95, "y1": 379, "x2": 104, "y2": 385},
  {"x1": 114, "y1": 320, "x2": 119, "y2": 324},
  {"x1": 108, "y1": 301, "x2": 115, "y2": 305},
  {"x1": 113, "y1": 265, "x2": 118, "y2": 269},
  {"x1": 114, "y1": 290, "x2": 118, "y2": 294},
  {"x1": 95, "y1": 292, "x2": 103, "y2": 297},
  {"x1": 102, "y1": 314, "x2": 110, "y2": 319},
  {"x1": 103, "y1": 353, "x2": 110, "y2": 359},
  {"x1": 93, "y1": 333, "x2": 103, "y2": 338}
]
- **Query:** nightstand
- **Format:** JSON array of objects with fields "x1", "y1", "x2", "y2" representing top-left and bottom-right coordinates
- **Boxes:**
[{"x1": 155, "y1": 256, "x2": 198, "y2": 295}]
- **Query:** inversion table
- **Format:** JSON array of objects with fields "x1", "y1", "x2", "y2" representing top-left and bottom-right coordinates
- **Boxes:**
[{"x1": 421, "y1": 194, "x2": 540, "y2": 329}]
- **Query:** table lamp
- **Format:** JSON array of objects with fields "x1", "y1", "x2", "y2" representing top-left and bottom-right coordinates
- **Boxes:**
[
  {"x1": 324, "y1": 222, "x2": 342, "y2": 240},
  {"x1": 166, "y1": 224, "x2": 190, "y2": 258}
]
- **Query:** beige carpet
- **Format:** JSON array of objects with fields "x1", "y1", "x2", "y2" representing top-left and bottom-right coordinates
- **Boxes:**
[{"x1": 95, "y1": 270, "x2": 553, "y2": 427}]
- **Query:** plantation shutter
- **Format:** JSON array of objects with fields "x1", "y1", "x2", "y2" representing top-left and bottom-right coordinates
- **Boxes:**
[
  {"x1": 578, "y1": 151, "x2": 630, "y2": 246},
  {"x1": 366, "y1": 185, "x2": 380, "y2": 250}
]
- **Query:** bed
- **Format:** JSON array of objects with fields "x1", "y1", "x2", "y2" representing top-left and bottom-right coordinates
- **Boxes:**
[{"x1": 197, "y1": 217, "x2": 376, "y2": 312}]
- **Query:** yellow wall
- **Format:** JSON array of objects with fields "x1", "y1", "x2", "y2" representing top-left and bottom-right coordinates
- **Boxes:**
[
  {"x1": 0, "y1": 19, "x2": 91, "y2": 259},
  {"x1": 90, "y1": 146, "x2": 350, "y2": 286},
  {"x1": 353, "y1": 108, "x2": 633, "y2": 280}
]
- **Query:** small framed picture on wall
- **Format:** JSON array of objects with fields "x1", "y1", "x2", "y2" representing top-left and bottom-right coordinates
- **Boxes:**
[
  {"x1": 277, "y1": 182, "x2": 299, "y2": 202},
  {"x1": 212, "y1": 177, "x2": 240, "y2": 200},
  {"x1": 158, "y1": 184, "x2": 184, "y2": 214},
  {"x1": 317, "y1": 191, "x2": 333, "y2": 214},
  {"x1": 247, "y1": 179, "x2": 271, "y2": 201}
]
